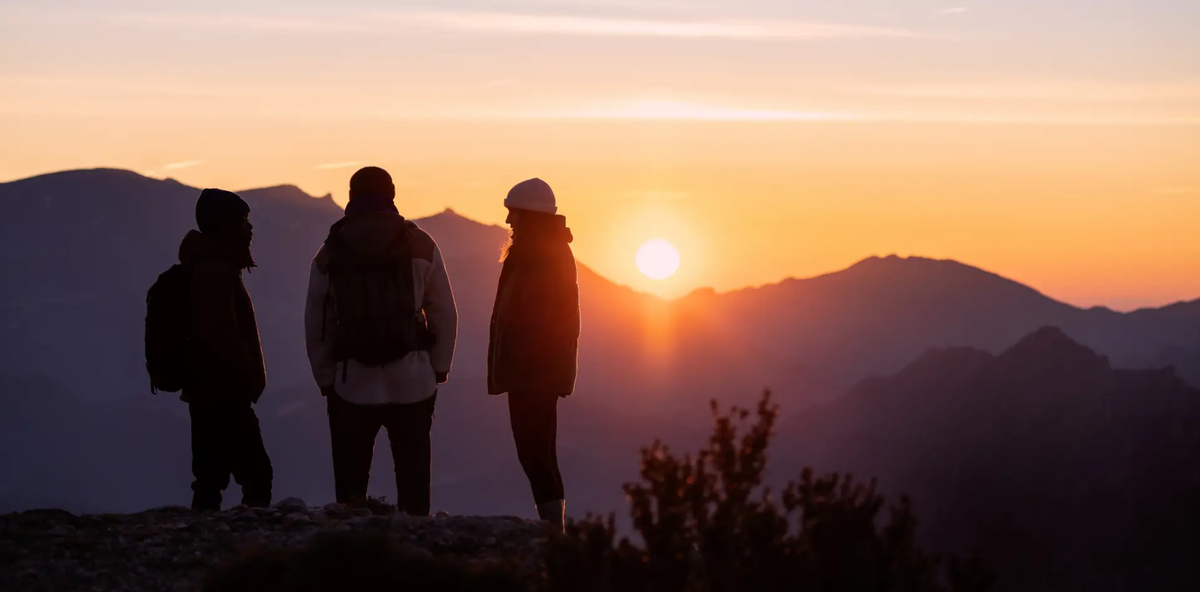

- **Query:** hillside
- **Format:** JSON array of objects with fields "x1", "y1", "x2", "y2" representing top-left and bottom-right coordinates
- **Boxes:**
[
  {"x1": 681, "y1": 254, "x2": 1200, "y2": 390},
  {"x1": 775, "y1": 328, "x2": 1200, "y2": 591}
]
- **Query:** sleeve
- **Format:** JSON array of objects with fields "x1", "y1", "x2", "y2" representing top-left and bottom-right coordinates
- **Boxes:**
[
  {"x1": 304, "y1": 254, "x2": 339, "y2": 388},
  {"x1": 422, "y1": 243, "x2": 459, "y2": 375},
  {"x1": 565, "y1": 258, "x2": 581, "y2": 340},
  {"x1": 189, "y1": 261, "x2": 254, "y2": 374}
]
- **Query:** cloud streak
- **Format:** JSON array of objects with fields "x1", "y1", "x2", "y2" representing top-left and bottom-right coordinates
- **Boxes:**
[
  {"x1": 28, "y1": 8, "x2": 926, "y2": 41},
  {"x1": 315, "y1": 161, "x2": 364, "y2": 170},
  {"x1": 861, "y1": 80, "x2": 1200, "y2": 102},
  {"x1": 489, "y1": 100, "x2": 1200, "y2": 126},
  {"x1": 378, "y1": 11, "x2": 924, "y2": 39},
  {"x1": 1156, "y1": 186, "x2": 1200, "y2": 195},
  {"x1": 524, "y1": 100, "x2": 857, "y2": 121},
  {"x1": 162, "y1": 160, "x2": 205, "y2": 171}
]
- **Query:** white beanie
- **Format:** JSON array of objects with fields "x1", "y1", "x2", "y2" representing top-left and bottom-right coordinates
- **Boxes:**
[{"x1": 504, "y1": 178, "x2": 557, "y2": 215}]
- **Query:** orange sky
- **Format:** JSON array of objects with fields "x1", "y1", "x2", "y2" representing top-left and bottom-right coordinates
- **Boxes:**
[{"x1": 2, "y1": 1, "x2": 1198, "y2": 308}]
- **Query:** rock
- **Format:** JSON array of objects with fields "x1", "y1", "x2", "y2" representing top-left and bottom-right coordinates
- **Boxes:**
[
  {"x1": 49, "y1": 524, "x2": 77, "y2": 535},
  {"x1": 435, "y1": 510, "x2": 451, "y2": 519},
  {"x1": 275, "y1": 498, "x2": 308, "y2": 513},
  {"x1": 283, "y1": 514, "x2": 313, "y2": 528},
  {"x1": 0, "y1": 507, "x2": 551, "y2": 592},
  {"x1": 352, "y1": 508, "x2": 373, "y2": 518}
]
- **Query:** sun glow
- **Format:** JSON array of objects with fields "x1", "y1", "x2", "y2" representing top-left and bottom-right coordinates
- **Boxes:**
[{"x1": 636, "y1": 239, "x2": 681, "y2": 280}]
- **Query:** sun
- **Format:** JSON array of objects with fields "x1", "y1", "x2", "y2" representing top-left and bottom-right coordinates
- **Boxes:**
[{"x1": 636, "y1": 239, "x2": 681, "y2": 280}]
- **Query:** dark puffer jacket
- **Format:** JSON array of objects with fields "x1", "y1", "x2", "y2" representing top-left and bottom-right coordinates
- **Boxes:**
[
  {"x1": 487, "y1": 216, "x2": 580, "y2": 397},
  {"x1": 179, "y1": 230, "x2": 266, "y2": 404}
]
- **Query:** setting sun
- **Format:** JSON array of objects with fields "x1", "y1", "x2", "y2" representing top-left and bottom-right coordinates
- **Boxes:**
[{"x1": 636, "y1": 239, "x2": 681, "y2": 280}]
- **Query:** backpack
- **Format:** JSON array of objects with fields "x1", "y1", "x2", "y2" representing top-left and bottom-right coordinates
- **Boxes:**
[
  {"x1": 145, "y1": 264, "x2": 192, "y2": 393},
  {"x1": 324, "y1": 220, "x2": 435, "y2": 371}
]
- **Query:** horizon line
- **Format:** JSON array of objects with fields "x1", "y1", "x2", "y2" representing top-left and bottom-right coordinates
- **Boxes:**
[{"x1": 1, "y1": 166, "x2": 1196, "y2": 313}]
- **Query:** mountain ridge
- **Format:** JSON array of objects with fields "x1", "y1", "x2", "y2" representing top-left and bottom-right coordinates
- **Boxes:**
[
  {"x1": 777, "y1": 327, "x2": 1200, "y2": 591},
  {"x1": 3, "y1": 168, "x2": 1200, "y2": 590},
  {"x1": 4, "y1": 167, "x2": 1196, "y2": 312},
  {"x1": 2, "y1": 166, "x2": 1196, "y2": 397}
]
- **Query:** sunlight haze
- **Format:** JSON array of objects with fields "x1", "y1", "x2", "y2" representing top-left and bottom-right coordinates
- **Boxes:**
[{"x1": 2, "y1": 0, "x2": 1197, "y2": 307}]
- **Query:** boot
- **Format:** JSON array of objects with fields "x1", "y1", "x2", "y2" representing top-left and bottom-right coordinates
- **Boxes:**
[{"x1": 536, "y1": 499, "x2": 566, "y2": 534}]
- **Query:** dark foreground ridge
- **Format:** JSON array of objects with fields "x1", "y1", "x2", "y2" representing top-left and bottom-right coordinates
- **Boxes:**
[{"x1": 1, "y1": 501, "x2": 547, "y2": 592}]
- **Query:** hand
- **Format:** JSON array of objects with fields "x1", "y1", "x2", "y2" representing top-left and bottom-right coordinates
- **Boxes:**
[
  {"x1": 320, "y1": 385, "x2": 337, "y2": 398},
  {"x1": 435, "y1": 372, "x2": 449, "y2": 385}
]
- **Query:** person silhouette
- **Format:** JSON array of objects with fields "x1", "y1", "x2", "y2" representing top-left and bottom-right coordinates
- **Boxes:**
[
  {"x1": 178, "y1": 189, "x2": 273, "y2": 511},
  {"x1": 487, "y1": 178, "x2": 580, "y2": 532},
  {"x1": 304, "y1": 166, "x2": 458, "y2": 515}
]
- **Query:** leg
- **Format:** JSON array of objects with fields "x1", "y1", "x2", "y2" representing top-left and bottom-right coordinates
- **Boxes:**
[
  {"x1": 228, "y1": 403, "x2": 274, "y2": 508},
  {"x1": 327, "y1": 393, "x2": 383, "y2": 505},
  {"x1": 546, "y1": 399, "x2": 564, "y2": 501},
  {"x1": 189, "y1": 402, "x2": 233, "y2": 511},
  {"x1": 508, "y1": 392, "x2": 564, "y2": 505},
  {"x1": 384, "y1": 394, "x2": 436, "y2": 516}
]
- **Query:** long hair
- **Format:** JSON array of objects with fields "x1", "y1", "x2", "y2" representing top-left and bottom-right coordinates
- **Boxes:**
[{"x1": 501, "y1": 210, "x2": 572, "y2": 263}]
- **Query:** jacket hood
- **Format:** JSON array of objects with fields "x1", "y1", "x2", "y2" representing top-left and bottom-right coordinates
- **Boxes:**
[
  {"x1": 514, "y1": 213, "x2": 573, "y2": 244},
  {"x1": 327, "y1": 213, "x2": 415, "y2": 264},
  {"x1": 179, "y1": 230, "x2": 253, "y2": 268}
]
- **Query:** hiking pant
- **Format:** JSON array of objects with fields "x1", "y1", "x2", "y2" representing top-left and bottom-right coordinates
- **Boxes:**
[
  {"x1": 189, "y1": 401, "x2": 273, "y2": 511},
  {"x1": 327, "y1": 392, "x2": 436, "y2": 515},
  {"x1": 508, "y1": 391, "x2": 565, "y2": 505}
]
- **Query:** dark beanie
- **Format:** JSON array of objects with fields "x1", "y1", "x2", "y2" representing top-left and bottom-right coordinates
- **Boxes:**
[
  {"x1": 346, "y1": 166, "x2": 399, "y2": 216},
  {"x1": 195, "y1": 188, "x2": 250, "y2": 234}
]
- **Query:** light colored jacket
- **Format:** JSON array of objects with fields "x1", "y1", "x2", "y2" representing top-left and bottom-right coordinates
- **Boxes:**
[{"x1": 304, "y1": 216, "x2": 457, "y2": 405}]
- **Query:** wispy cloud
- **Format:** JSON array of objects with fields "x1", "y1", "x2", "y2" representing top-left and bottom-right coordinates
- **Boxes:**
[
  {"x1": 1156, "y1": 186, "x2": 1200, "y2": 195},
  {"x1": 939, "y1": 7, "x2": 969, "y2": 15},
  {"x1": 27, "y1": 8, "x2": 926, "y2": 41},
  {"x1": 145, "y1": 160, "x2": 205, "y2": 178},
  {"x1": 376, "y1": 11, "x2": 924, "y2": 39},
  {"x1": 862, "y1": 80, "x2": 1200, "y2": 102},
  {"x1": 0, "y1": 77, "x2": 240, "y2": 98},
  {"x1": 484, "y1": 100, "x2": 1200, "y2": 126},
  {"x1": 315, "y1": 161, "x2": 364, "y2": 170},
  {"x1": 519, "y1": 100, "x2": 857, "y2": 121}
]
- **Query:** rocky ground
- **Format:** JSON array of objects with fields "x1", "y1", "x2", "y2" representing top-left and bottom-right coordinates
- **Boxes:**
[{"x1": 0, "y1": 499, "x2": 550, "y2": 592}]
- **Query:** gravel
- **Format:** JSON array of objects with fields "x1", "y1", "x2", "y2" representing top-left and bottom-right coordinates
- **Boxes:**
[{"x1": 0, "y1": 501, "x2": 551, "y2": 592}]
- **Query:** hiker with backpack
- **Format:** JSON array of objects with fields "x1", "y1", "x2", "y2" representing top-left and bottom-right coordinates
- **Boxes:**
[
  {"x1": 146, "y1": 188, "x2": 273, "y2": 512},
  {"x1": 488, "y1": 178, "x2": 580, "y2": 533},
  {"x1": 304, "y1": 166, "x2": 458, "y2": 515}
]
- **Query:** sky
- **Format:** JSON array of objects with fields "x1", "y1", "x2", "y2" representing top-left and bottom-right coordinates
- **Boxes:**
[{"x1": 1, "y1": 0, "x2": 1198, "y2": 308}]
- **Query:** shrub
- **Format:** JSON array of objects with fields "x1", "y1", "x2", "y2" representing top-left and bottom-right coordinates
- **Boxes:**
[
  {"x1": 361, "y1": 495, "x2": 398, "y2": 516},
  {"x1": 545, "y1": 391, "x2": 996, "y2": 592}
]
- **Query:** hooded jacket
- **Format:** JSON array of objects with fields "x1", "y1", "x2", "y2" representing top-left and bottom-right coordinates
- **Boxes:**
[
  {"x1": 179, "y1": 230, "x2": 266, "y2": 404},
  {"x1": 487, "y1": 215, "x2": 580, "y2": 396},
  {"x1": 304, "y1": 214, "x2": 458, "y2": 405}
]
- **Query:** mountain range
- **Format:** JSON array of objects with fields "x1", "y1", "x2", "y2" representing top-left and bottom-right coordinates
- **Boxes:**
[
  {"x1": 1, "y1": 169, "x2": 1198, "y2": 590},
  {"x1": 775, "y1": 327, "x2": 1200, "y2": 591}
]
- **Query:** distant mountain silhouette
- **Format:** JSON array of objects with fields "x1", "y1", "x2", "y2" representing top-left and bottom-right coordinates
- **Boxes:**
[
  {"x1": 775, "y1": 327, "x2": 1200, "y2": 592},
  {"x1": 680, "y1": 254, "x2": 1200, "y2": 392},
  {"x1": 0, "y1": 169, "x2": 775, "y2": 517},
  {"x1": 1, "y1": 168, "x2": 1198, "y2": 550}
]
